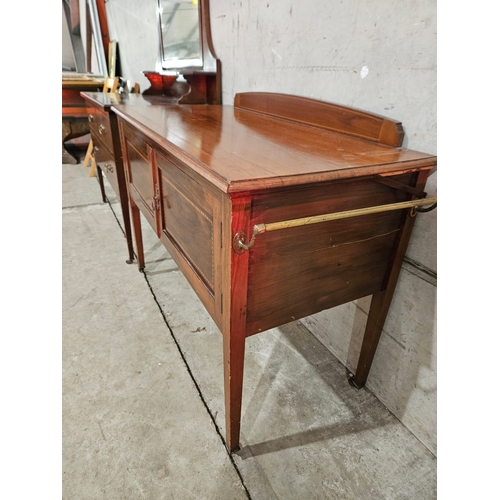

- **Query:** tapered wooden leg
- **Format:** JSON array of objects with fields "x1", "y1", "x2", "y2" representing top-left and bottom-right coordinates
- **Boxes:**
[
  {"x1": 223, "y1": 327, "x2": 246, "y2": 453},
  {"x1": 350, "y1": 175, "x2": 429, "y2": 388},
  {"x1": 122, "y1": 199, "x2": 135, "y2": 265},
  {"x1": 117, "y1": 181, "x2": 135, "y2": 264},
  {"x1": 130, "y1": 200, "x2": 145, "y2": 271},
  {"x1": 96, "y1": 166, "x2": 107, "y2": 203},
  {"x1": 350, "y1": 291, "x2": 391, "y2": 388},
  {"x1": 221, "y1": 195, "x2": 252, "y2": 452}
]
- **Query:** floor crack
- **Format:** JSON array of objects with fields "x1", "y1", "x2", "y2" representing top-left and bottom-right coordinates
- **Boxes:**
[{"x1": 141, "y1": 270, "x2": 253, "y2": 500}]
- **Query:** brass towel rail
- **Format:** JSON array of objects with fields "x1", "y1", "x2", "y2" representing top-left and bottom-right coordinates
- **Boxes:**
[{"x1": 233, "y1": 197, "x2": 437, "y2": 253}]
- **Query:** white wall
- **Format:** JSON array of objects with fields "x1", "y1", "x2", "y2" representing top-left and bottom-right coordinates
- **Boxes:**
[
  {"x1": 104, "y1": 0, "x2": 437, "y2": 455},
  {"x1": 105, "y1": 1, "x2": 158, "y2": 89}
]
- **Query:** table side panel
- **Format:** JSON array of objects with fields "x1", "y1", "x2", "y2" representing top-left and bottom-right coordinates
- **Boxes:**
[
  {"x1": 85, "y1": 103, "x2": 108, "y2": 147},
  {"x1": 92, "y1": 134, "x2": 119, "y2": 196},
  {"x1": 94, "y1": 111, "x2": 114, "y2": 153},
  {"x1": 85, "y1": 101, "x2": 115, "y2": 163},
  {"x1": 245, "y1": 174, "x2": 415, "y2": 334}
]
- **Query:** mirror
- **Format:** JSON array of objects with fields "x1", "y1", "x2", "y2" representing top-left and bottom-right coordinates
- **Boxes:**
[
  {"x1": 156, "y1": 0, "x2": 202, "y2": 70},
  {"x1": 144, "y1": 0, "x2": 221, "y2": 103}
]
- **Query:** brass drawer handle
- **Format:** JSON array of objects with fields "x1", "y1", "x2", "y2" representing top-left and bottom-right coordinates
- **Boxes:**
[
  {"x1": 104, "y1": 163, "x2": 114, "y2": 174},
  {"x1": 93, "y1": 146, "x2": 99, "y2": 155},
  {"x1": 88, "y1": 114, "x2": 94, "y2": 122},
  {"x1": 98, "y1": 124, "x2": 106, "y2": 135}
]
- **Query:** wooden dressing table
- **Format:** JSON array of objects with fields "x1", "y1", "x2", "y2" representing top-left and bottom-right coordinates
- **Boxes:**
[
  {"x1": 111, "y1": 92, "x2": 437, "y2": 452},
  {"x1": 80, "y1": 92, "x2": 179, "y2": 264},
  {"x1": 81, "y1": 0, "x2": 222, "y2": 263}
]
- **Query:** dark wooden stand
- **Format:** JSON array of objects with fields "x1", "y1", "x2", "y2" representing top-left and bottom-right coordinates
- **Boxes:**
[
  {"x1": 111, "y1": 92, "x2": 436, "y2": 452},
  {"x1": 62, "y1": 75, "x2": 104, "y2": 164},
  {"x1": 142, "y1": 70, "x2": 221, "y2": 105}
]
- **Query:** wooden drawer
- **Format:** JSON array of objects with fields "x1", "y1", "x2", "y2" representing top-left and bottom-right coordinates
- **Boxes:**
[
  {"x1": 93, "y1": 135, "x2": 119, "y2": 198},
  {"x1": 88, "y1": 106, "x2": 114, "y2": 154}
]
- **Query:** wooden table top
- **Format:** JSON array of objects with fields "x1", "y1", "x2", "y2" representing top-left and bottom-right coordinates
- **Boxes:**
[
  {"x1": 81, "y1": 92, "x2": 178, "y2": 110},
  {"x1": 62, "y1": 73, "x2": 105, "y2": 89},
  {"x1": 112, "y1": 103, "x2": 437, "y2": 194}
]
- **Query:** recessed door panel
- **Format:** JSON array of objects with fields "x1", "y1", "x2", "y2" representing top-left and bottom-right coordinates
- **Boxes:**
[
  {"x1": 122, "y1": 126, "x2": 155, "y2": 217},
  {"x1": 156, "y1": 150, "x2": 215, "y2": 294}
]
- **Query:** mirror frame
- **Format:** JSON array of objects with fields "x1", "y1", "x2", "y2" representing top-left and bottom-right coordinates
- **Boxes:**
[
  {"x1": 155, "y1": 0, "x2": 219, "y2": 75},
  {"x1": 144, "y1": 0, "x2": 221, "y2": 104},
  {"x1": 156, "y1": 0, "x2": 202, "y2": 70}
]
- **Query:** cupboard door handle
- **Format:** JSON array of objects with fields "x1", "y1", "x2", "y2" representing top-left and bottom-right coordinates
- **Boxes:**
[
  {"x1": 98, "y1": 124, "x2": 106, "y2": 135},
  {"x1": 152, "y1": 195, "x2": 160, "y2": 211},
  {"x1": 104, "y1": 163, "x2": 114, "y2": 174}
]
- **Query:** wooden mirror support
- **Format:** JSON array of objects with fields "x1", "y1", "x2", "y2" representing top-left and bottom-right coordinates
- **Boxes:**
[{"x1": 142, "y1": 0, "x2": 221, "y2": 104}]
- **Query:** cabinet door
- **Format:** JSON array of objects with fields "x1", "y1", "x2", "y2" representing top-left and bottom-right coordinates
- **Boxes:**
[
  {"x1": 155, "y1": 149, "x2": 222, "y2": 321},
  {"x1": 121, "y1": 123, "x2": 157, "y2": 232}
]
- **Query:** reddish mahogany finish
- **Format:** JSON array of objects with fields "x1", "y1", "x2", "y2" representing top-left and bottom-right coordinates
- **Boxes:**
[
  {"x1": 80, "y1": 92, "x2": 178, "y2": 264},
  {"x1": 62, "y1": 76, "x2": 104, "y2": 164},
  {"x1": 112, "y1": 93, "x2": 436, "y2": 452},
  {"x1": 143, "y1": 0, "x2": 221, "y2": 105}
]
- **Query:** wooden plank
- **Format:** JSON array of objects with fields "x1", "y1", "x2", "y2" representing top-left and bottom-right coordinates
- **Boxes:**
[
  {"x1": 69, "y1": 0, "x2": 80, "y2": 33},
  {"x1": 96, "y1": 0, "x2": 111, "y2": 65},
  {"x1": 234, "y1": 92, "x2": 405, "y2": 147},
  {"x1": 62, "y1": 108, "x2": 88, "y2": 118}
]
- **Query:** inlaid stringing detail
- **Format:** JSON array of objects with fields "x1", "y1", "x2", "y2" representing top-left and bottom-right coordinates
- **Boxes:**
[{"x1": 162, "y1": 176, "x2": 215, "y2": 290}]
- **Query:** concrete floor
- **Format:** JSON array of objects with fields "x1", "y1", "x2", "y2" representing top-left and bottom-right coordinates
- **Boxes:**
[{"x1": 62, "y1": 157, "x2": 437, "y2": 499}]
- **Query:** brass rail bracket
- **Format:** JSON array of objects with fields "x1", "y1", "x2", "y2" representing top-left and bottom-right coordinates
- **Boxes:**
[
  {"x1": 232, "y1": 226, "x2": 265, "y2": 254},
  {"x1": 232, "y1": 231, "x2": 247, "y2": 254}
]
